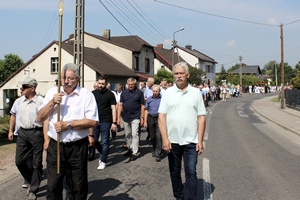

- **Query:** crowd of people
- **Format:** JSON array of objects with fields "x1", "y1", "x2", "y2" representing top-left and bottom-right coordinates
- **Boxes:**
[{"x1": 7, "y1": 61, "x2": 207, "y2": 199}]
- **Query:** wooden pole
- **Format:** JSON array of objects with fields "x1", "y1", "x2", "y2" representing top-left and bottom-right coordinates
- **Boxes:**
[
  {"x1": 57, "y1": 0, "x2": 64, "y2": 174},
  {"x1": 280, "y1": 23, "x2": 285, "y2": 109}
]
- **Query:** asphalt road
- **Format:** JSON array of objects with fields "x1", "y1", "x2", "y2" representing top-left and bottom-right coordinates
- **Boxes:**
[
  {"x1": 204, "y1": 93, "x2": 300, "y2": 199},
  {"x1": 1, "y1": 93, "x2": 299, "y2": 200}
]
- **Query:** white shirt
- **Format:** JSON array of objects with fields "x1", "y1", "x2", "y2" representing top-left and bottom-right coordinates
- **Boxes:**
[
  {"x1": 18, "y1": 95, "x2": 44, "y2": 129},
  {"x1": 158, "y1": 84, "x2": 206, "y2": 145},
  {"x1": 10, "y1": 98, "x2": 20, "y2": 135},
  {"x1": 39, "y1": 86, "x2": 98, "y2": 143}
]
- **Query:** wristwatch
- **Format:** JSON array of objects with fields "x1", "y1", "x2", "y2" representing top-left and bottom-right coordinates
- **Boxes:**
[
  {"x1": 112, "y1": 122, "x2": 117, "y2": 125},
  {"x1": 67, "y1": 121, "x2": 72, "y2": 130}
]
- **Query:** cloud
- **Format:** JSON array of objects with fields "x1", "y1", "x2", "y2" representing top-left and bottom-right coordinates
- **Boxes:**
[
  {"x1": 224, "y1": 40, "x2": 236, "y2": 47},
  {"x1": 266, "y1": 18, "x2": 278, "y2": 25}
]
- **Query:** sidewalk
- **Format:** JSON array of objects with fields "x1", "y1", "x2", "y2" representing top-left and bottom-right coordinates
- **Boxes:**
[{"x1": 252, "y1": 95, "x2": 300, "y2": 136}]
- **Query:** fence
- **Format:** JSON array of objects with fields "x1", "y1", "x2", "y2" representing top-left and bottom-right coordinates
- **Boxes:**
[
  {"x1": 0, "y1": 109, "x2": 9, "y2": 118},
  {"x1": 285, "y1": 89, "x2": 300, "y2": 110}
]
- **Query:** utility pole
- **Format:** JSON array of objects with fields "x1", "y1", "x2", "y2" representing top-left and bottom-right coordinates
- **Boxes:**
[
  {"x1": 274, "y1": 63, "x2": 278, "y2": 88},
  {"x1": 74, "y1": 0, "x2": 85, "y2": 87},
  {"x1": 239, "y1": 55, "x2": 242, "y2": 86},
  {"x1": 280, "y1": 23, "x2": 285, "y2": 109}
]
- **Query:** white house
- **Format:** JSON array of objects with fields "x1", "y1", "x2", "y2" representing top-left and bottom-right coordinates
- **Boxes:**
[
  {"x1": 176, "y1": 45, "x2": 217, "y2": 85},
  {"x1": 0, "y1": 31, "x2": 155, "y2": 115}
]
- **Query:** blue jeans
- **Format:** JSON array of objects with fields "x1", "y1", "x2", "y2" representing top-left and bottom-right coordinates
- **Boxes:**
[
  {"x1": 93, "y1": 122, "x2": 111, "y2": 163},
  {"x1": 168, "y1": 143, "x2": 198, "y2": 200}
]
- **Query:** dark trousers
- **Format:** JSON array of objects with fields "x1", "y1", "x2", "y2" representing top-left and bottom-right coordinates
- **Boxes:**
[
  {"x1": 88, "y1": 122, "x2": 111, "y2": 163},
  {"x1": 168, "y1": 143, "x2": 198, "y2": 200},
  {"x1": 15, "y1": 127, "x2": 43, "y2": 194},
  {"x1": 147, "y1": 115, "x2": 162, "y2": 157},
  {"x1": 46, "y1": 137, "x2": 88, "y2": 200}
]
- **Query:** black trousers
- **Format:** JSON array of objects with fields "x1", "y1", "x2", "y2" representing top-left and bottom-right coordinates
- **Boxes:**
[
  {"x1": 15, "y1": 127, "x2": 44, "y2": 194},
  {"x1": 47, "y1": 137, "x2": 88, "y2": 200},
  {"x1": 147, "y1": 115, "x2": 162, "y2": 157}
]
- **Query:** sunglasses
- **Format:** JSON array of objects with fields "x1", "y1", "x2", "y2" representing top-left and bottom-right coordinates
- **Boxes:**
[{"x1": 21, "y1": 84, "x2": 33, "y2": 90}]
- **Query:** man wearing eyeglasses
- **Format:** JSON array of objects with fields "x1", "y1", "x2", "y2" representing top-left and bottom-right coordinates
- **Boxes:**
[
  {"x1": 37, "y1": 63, "x2": 98, "y2": 200},
  {"x1": 8, "y1": 77, "x2": 44, "y2": 200}
]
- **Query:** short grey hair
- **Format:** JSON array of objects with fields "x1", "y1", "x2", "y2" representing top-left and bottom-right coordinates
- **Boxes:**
[
  {"x1": 173, "y1": 62, "x2": 189, "y2": 74},
  {"x1": 152, "y1": 84, "x2": 161, "y2": 91},
  {"x1": 127, "y1": 77, "x2": 137, "y2": 84},
  {"x1": 62, "y1": 63, "x2": 80, "y2": 77}
]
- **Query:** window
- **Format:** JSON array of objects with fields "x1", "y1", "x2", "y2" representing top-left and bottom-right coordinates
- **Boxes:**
[
  {"x1": 51, "y1": 57, "x2": 59, "y2": 73},
  {"x1": 134, "y1": 56, "x2": 139, "y2": 71},
  {"x1": 205, "y1": 65, "x2": 214, "y2": 73},
  {"x1": 145, "y1": 58, "x2": 150, "y2": 73}
]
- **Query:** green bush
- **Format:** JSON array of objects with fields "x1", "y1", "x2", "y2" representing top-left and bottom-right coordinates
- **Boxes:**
[{"x1": 0, "y1": 116, "x2": 10, "y2": 135}]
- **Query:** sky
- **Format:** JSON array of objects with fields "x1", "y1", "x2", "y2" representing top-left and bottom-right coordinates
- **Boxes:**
[{"x1": 1, "y1": 0, "x2": 300, "y2": 72}]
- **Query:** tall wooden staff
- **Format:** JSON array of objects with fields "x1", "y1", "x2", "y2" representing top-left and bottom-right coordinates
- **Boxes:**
[{"x1": 57, "y1": 0, "x2": 64, "y2": 174}]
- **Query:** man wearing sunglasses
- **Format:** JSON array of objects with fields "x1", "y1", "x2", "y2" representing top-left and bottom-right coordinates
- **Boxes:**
[{"x1": 9, "y1": 77, "x2": 44, "y2": 200}]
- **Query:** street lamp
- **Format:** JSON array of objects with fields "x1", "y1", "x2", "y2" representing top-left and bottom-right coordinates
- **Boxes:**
[{"x1": 172, "y1": 27, "x2": 184, "y2": 67}]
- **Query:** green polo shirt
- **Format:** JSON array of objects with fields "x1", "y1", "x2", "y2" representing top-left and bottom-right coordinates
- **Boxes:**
[{"x1": 158, "y1": 84, "x2": 206, "y2": 145}]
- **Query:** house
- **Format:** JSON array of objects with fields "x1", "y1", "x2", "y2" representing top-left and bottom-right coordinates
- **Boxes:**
[
  {"x1": 176, "y1": 45, "x2": 217, "y2": 84},
  {"x1": 0, "y1": 30, "x2": 155, "y2": 115},
  {"x1": 153, "y1": 44, "x2": 181, "y2": 73},
  {"x1": 231, "y1": 65, "x2": 262, "y2": 78}
]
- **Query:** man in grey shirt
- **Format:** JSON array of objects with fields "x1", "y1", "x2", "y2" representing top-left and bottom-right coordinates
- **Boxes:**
[{"x1": 12, "y1": 77, "x2": 44, "y2": 200}]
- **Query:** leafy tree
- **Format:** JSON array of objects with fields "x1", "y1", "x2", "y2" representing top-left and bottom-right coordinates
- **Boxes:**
[
  {"x1": 227, "y1": 63, "x2": 239, "y2": 73},
  {"x1": 188, "y1": 66, "x2": 204, "y2": 85},
  {"x1": 0, "y1": 54, "x2": 24, "y2": 83},
  {"x1": 291, "y1": 71, "x2": 300, "y2": 89},
  {"x1": 276, "y1": 62, "x2": 296, "y2": 85},
  {"x1": 154, "y1": 67, "x2": 174, "y2": 84},
  {"x1": 216, "y1": 65, "x2": 227, "y2": 85}
]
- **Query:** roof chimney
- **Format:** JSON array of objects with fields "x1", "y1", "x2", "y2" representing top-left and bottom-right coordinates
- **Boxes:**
[
  {"x1": 102, "y1": 29, "x2": 111, "y2": 40},
  {"x1": 156, "y1": 44, "x2": 163, "y2": 48},
  {"x1": 185, "y1": 45, "x2": 192, "y2": 50}
]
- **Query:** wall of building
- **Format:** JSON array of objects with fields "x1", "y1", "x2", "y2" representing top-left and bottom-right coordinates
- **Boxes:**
[
  {"x1": 0, "y1": 43, "x2": 98, "y2": 110},
  {"x1": 84, "y1": 34, "x2": 133, "y2": 69}
]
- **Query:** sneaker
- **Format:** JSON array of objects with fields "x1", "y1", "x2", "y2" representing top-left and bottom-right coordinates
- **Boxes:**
[
  {"x1": 97, "y1": 161, "x2": 106, "y2": 170},
  {"x1": 28, "y1": 192, "x2": 37, "y2": 200},
  {"x1": 130, "y1": 154, "x2": 138, "y2": 161},
  {"x1": 22, "y1": 179, "x2": 29, "y2": 188}
]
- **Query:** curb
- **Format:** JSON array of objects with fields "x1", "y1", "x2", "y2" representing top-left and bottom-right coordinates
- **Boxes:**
[{"x1": 252, "y1": 102, "x2": 300, "y2": 136}]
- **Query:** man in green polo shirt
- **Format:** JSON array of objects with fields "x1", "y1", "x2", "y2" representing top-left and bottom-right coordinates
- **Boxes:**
[{"x1": 158, "y1": 62, "x2": 206, "y2": 200}]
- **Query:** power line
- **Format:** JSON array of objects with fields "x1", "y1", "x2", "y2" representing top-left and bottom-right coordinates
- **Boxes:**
[
  {"x1": 129, "y1": 0, "x2": 169, "y2": 39},
  {"x1": 98, "y1": 0, "x2": 133, "y2": 35},
  {"x1": 106, "y1": 0, "x2": 161, "y2": 44},
  {"x1": 117, "y1": 0, "x2": 165, "y2": 42},
  {"x1": 38, "y1": 1, "x2": 60, "y2": 52},
  {"x1": 154, "y1": 0, "x2": 278, "y2": 27}
]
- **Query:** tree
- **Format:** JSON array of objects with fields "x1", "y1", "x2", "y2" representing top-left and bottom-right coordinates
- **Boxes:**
[
  {"x1": 227, "y1": 63, "x2": 239, "y2": 73},
  {"x1": 154, "y1": 67, "x2": 174, "y2": 84},
  {"x1": 291, "y1": 71, "x2": 300, "y2": 89},
  {"x1": 0, "y1": 54, "x2": 24, "y2": 83},
  {"x1": 276, "y1": 62, "x2": 296, "y2": 85},
  {"x1": 188, "y1": 66, "x2": 204, "y2": 85},
  {"x1": 216, "y1": 65, "x2": 227, "y2": 85}
]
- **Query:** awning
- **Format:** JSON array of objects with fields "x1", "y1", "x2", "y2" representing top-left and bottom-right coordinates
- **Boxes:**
[{"x1": 135, "y1": 73, "x2": 153, "y2": 82}]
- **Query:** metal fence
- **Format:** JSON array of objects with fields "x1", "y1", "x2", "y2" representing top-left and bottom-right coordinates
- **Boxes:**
[
  {"x1": 285, "y1": 89, "x2": 300, "y2": 110},
  {"x1": 0, "y1": 109, "x2": 9, "y2": 118}
]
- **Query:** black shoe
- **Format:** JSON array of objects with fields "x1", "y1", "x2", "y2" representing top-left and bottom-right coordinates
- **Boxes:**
[
  {"x1": 123, "y1": 150, "x2": 132, "y2": 156},
  {"x1": 130, "y1": 154, "x2": 138, "y2": 161},
  {"x1": 151, "y1": 151, "x2": 155, "y2": 157},
  {"x1": 156, "y1": 157, "x2": 161, "y2": 162},
  {"x1": 88, "y1": 154, "x2": 94, "y2": 161}
]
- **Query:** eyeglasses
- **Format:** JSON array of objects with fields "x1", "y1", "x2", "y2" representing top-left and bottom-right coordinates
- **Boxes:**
[
  {"x1": 62, "y1": 77, "x2": 77, "y2": 81},
  {"x1": 20, "y1": 84, "x2": 33, "y2": 90}
]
